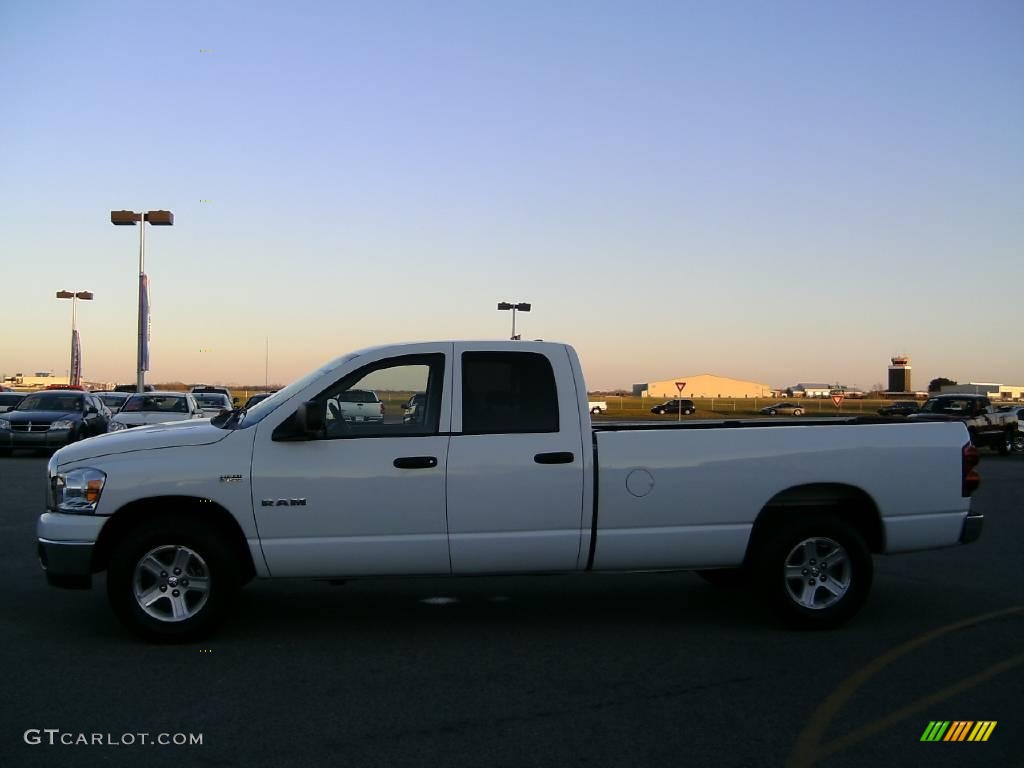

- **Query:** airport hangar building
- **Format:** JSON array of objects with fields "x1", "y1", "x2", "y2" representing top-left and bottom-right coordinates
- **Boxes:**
[{"x1": 635, "y1": 374, "x2": 775, "y2": 399}]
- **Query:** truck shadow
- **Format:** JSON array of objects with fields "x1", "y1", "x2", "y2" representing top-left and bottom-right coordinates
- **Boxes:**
[{"x1": 222, "y1": 572, "x2": 772, "y2": 638}]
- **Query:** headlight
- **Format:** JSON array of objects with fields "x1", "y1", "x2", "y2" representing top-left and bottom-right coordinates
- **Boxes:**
[
  {"x1": 50, "y1": 468, "x2": 107, "y2": 514},
  {"x1": 0, "y1": 418, "x2": 10, "y2": 430},
  {"x1": 107, "y1": 421, "x2": 128, "y2": 432},
  {"x1": 50, "y1": 420, "x2": 75, "y2": 430}
]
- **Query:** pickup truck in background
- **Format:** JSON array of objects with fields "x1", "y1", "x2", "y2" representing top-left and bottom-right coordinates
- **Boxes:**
[
  {"x1": 37, "y1": 341, "x2": 982, "y2": 642},
  {"x1": 877, "y1": 400, "x2": 920, "y2": 417},
  {"x1": 909, "y1": 394, "x2": 1017, "y2": 455},
  {"x1": 587, "y1": 400, "x2": 607, "y2": 414},
  {"x1": 328, "y1": 388, "x2": 384, "y2": 423}
]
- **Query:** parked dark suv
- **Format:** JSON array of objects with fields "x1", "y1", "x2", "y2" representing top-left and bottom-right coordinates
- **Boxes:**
[
  {"x1": 651, "y1": 398, "x2": 696, "y2": 415},
  {"x1": 0, "y1": 390, "x2": 109, "y2": 454}
]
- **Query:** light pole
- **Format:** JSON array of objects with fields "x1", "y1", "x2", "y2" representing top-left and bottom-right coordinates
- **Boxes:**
[
  {"x1": 497, "y1": 301, "x2": 531, "y2": 340},
  {"x1": 111, "y1": 210, "x2": 174, "y2": 393},
  {"x1": 55, "y1": 290, "x2": 93, "y2": 386}
]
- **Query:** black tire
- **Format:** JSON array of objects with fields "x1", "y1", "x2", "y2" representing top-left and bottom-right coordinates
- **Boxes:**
[
  {"x1": 696, "y1": 568, "x2": 748, "y2": 588},
  {"x1": 768, "y1": 409, "x2": 777, "y2": 416},
  {"x1": 685, "y1": 409, "x2": 694, "y2": 415},
  {"x1": 106, "y1": 516, "x2": 239, "y2": 643},
  {"x1": 1013, "y1": 431, "x2": 1024, "y2": 454},
  {"x1": 793, "y1": 409, "x2": 804, "y2": 416},
  {"x1": 752, "y1": 514, "x2": 872, "y2": 630}
]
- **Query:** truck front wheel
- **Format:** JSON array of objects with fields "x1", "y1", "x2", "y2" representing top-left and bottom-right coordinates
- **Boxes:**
[
  {"x1": 752, "y1": 515, "x2": 872, "y2": 630},
  {"x1": 106, "y1": 517, "x2": 239, "y2": 643}
]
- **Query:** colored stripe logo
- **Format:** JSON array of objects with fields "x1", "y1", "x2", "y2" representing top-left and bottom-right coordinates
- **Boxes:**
[{"x1": 921, "y1": 721, "x2": 996, "y2": 742}]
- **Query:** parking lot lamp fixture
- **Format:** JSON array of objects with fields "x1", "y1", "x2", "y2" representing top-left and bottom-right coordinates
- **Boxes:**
[
  {"x1": 55, "y1": 290, "x2": 93, "y2": 386},
  {"x1": 111, "y1": 210, "x2": 174, "y2": 393},
  {"x1": 497, "y1": 301, "x2": 531, "y2": 340}
]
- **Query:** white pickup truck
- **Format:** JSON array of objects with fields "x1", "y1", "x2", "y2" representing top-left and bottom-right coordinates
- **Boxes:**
[{"x1": 37, "y1": 341, "x2": 983, "y2": 642}]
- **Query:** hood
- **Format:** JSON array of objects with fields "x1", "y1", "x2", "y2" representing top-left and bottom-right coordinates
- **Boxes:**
[
  {"x1": 113, "y1": 411, "x2": 195, "y2": 426},
  {"x1": 5, "y1": 409, "x2": 81, "y2": 423},
  {"x1": 53, "y1": 418, "x2": 228, "y2": 465}
]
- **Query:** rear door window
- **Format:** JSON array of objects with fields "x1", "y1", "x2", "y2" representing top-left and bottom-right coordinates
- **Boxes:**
[{"x1": 462, "y1": 352, "x2": 558, "y2": 435}]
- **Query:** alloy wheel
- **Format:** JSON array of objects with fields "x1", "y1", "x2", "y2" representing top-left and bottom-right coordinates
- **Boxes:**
[{"x1": 783, "y1": 537, "x2": 851, "y2": 610}]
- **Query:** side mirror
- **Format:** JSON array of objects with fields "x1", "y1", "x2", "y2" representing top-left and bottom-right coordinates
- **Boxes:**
[{"x1": 295, "y1": 401, "x2": 325, "y2": 437}]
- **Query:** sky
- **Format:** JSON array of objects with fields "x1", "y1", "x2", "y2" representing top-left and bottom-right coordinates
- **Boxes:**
[{"x1": 1, "y1": 0, "x2": 1021, "y2": 390}]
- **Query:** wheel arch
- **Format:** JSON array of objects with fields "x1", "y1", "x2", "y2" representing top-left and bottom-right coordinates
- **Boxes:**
[
  {"x1": 745, "y1": 483, "x2": 885, "y2": 563},
  {"x1": 92, "y1": 495, "x2": 256, "y2": 584}
]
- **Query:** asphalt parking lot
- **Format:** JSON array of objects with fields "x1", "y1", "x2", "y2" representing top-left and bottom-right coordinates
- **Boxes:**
[{"x1": 1, "y1": 452, "x2": 1021, "y2": 768}]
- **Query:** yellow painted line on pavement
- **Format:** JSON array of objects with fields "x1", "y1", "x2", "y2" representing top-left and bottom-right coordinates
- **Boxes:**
[
  {"x1": 815, "y1": 656, "x2": 1020, "y2": 755},
  {"x1": 786, "y1": 605, "x2": 1023, "y2": 768}
]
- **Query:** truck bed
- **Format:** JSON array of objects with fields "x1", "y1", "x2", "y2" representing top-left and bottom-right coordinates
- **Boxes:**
[{"x1": 586, "y1": 419, "x2": 970, "y2": 572}]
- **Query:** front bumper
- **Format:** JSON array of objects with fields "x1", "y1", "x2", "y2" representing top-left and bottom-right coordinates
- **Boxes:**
[
  {"x1": 38, "y1": 539, "x2": 94, "y2": 588},
  {"x1": 960, "y1": 510, "x2": 984, "y2": 544},
  {"x1": 1, "y1": 428, "x2": 73, "y2": 449},
  {"x1": 37, "y1": 512, "x2": 108, "y2": 589}
]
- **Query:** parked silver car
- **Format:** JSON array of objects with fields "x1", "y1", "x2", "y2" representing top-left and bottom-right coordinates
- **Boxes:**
[
  {"x1": 192, "y1": 392, "x2": 233, "y2": 417},
  {"x1": 760, "y1": 402, "x2": 805, "y2": 416}
]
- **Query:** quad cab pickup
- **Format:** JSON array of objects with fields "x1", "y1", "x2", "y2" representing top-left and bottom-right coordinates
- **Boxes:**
[
  {"x1": 909, "y1": 394, "x2": 1017, "y2": 455},
  {"x1": 37, "y1": 341, "x2": 983, "y2": 642}
]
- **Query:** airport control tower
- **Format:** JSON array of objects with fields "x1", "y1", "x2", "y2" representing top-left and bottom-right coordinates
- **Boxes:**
[{"x1": 888, "y1": 355, "x2": 912, "y2": 393}]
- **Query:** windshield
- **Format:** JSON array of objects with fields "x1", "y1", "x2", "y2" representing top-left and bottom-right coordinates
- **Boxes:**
[
  {"x1": 121, "y1": 394, "x2": 189, "y2": 413},
  {"x1": 234, "y1": 355, "x2": 356, "y2": 429},
  {"x1": 17, "y1": 393, "x2": 83, "y2": 411}
]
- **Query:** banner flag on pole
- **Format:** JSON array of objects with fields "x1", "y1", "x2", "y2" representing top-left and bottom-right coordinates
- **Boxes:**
[
  {"x1": 70, "y1": 329, "x2": 82, "y2": 386},
  {"x1": 140, "y1": 273, "x2": 150, "y2": 372}
]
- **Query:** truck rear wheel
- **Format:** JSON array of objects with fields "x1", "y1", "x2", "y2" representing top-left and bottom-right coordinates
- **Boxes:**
[
  {"x1": 106, "y1": 517, "x2": 239, "y2": 643},
  {"x1": 752, "y1": 515, "x2": 872, "y2": 630}
]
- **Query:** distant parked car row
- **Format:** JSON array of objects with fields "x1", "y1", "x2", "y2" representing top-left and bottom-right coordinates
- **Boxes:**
[{"x1": 0, "y1": 384, "x2": 247, "y2": 453}]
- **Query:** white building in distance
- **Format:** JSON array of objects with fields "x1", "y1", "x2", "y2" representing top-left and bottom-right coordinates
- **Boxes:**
[{"x1": 639, "y1": 374, "x2": 774, "y2": 399}]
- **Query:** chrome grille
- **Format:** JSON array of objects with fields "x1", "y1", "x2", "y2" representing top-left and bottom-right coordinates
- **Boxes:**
[{"x1": 12, "y1": 422, "x2": 51, "y2": 432}]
